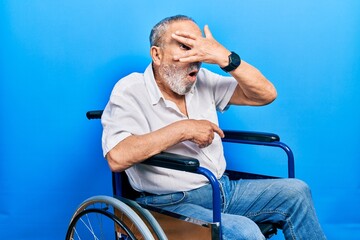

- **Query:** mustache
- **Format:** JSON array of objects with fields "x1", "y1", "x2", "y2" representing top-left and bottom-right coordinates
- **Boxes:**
[{"x1": 189, "y1": 62, "x2": 201, "y2": 71}]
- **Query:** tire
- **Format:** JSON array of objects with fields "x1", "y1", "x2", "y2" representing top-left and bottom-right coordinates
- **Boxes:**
[{"x1": 65, "y1": 195, "x2": 155, "y2": 240}]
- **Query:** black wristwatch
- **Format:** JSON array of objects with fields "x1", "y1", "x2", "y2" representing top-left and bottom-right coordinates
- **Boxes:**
[{"x1": 221, "y1": 51, "x2": 241, "y2": 72}]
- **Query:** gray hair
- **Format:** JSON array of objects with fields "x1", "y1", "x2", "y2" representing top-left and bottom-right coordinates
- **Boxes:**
[{"x1": 149, "y1": 15, "x2": 195, "y2": 47}]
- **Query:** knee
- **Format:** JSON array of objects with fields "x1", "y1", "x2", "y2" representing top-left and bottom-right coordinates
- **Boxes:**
[
  {"x1": 281, "y1": 179, "x2": 315, "y2": 211},
  {"x1": 222, "y1": 216, "x2": 265, "y2": 240},
  {"x1": 287, "y1": 179, "x2": 312, "y2": 198}
]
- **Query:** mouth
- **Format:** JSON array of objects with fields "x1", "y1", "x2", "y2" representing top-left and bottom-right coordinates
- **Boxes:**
[{"x1": 188, "y1": 69, "x2": 199, "y2": 78}]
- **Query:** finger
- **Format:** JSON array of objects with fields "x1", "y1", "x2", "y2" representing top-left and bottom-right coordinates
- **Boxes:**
[
  {"x1": 171, "y1": 33, "x2": 195, "y2": 47},
  {"x1": 173, "y1": 31, "x2": 197, "y2": 40},
  {"x1": 177, "y1": 55, "x2": 202, "y2": 63},
  {"x1": 199, "y1": 141, "x2": 211, "y2": 148},
  {"x1": 212, "y1": 124, "x2": 224, "y2": 138},
  {"x1": 204, "y1": 25, "x2": 213, "y2": 39},
  {"x1": 173, "y1": 49, "x2": 190, "y2": 59},
  {"x1": 203, "y1": 135, "x2": 214, "y2": 148},
  {"x1": 174, "y1": 49, "x2": 202, "y2": 62}
]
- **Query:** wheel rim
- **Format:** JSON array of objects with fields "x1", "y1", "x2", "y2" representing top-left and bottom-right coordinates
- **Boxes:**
[{"x1": 66, "y1": 196, "x2": 155, "y2": 240}]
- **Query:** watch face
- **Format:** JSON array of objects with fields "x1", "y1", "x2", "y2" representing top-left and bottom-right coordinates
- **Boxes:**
[
  {"x1": 230, "y1": 52, "x2": 241, "y2": 67},
  {"x1": 221, "y1": 52, "x2": 241, "y2": 72}
]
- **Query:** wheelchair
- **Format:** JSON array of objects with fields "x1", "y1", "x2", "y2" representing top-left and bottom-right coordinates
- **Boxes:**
[{"x1": 65, "y1": 110, "x2": 295, "y2": 240}]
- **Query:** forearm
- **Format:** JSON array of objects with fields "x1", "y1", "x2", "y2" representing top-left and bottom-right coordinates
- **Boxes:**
[
  {"x1": 106, "y1": 121, "x2": 187, "y2": 172},
  {"x1": 228, "y1": 60, "x2": 277, "y2": 106}
]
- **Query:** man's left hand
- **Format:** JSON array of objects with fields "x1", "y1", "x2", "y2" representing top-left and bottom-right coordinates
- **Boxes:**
[{"x1": 171, "y1": 25, "x2": 230, "y2": 68}]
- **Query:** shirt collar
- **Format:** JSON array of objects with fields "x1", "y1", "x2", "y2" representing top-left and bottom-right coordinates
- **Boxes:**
[{"x1": 144, "y1": 63, "x2": 163, "y2": 105}]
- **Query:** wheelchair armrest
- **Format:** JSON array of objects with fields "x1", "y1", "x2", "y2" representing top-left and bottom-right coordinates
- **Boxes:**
[
  {"x1": 86, "y1": 110, "x2": 103, "y2": 120},
  {"x1": 223, "y1": 130, "x2": 295, "y2": 178},
  {"x1": 223, "y1": 130, "x2": 280, "y2": 143},
  {"x1": 143, "y1": 152, "x2": 200, "y2": 172}
]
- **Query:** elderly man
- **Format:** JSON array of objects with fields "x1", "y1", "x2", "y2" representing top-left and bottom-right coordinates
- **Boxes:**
[{"x1": 101, "y1": 15, "x2": 326, "y2": 240}]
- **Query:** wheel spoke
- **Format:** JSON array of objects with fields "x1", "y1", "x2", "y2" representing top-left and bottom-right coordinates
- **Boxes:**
[
  {"x1": 65, "y1": 196, "x2": 156, "y2": 240},
  {"x1": 79, "y1": 216, "x2": 100, "y2": 240}
]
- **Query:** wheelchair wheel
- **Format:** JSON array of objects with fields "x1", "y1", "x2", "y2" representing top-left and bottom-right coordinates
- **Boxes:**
[
  {"x1": 117, "y1": 197, "x2": 168, "y2": 240},
  {"x1": 65, "y1": 195, "x2": 155, "y2": 240}
]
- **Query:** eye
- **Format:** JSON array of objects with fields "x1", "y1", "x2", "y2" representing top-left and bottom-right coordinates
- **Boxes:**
[{"x1": 179, "y1": 43, "x2": 191, "y2": 51}]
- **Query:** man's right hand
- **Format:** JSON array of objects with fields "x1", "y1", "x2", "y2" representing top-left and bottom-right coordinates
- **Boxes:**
[{"x1": 178, "y1": 119, "x2": 224, "y2": 148}]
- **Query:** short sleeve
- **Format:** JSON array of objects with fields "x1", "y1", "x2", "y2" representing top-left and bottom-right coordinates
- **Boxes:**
[
  {"x1": 198, "y1": 69, "x2": 238, "y2": 112},
  {"x1": 101, "y1": 76, "x2": 149, "y2": 157}
]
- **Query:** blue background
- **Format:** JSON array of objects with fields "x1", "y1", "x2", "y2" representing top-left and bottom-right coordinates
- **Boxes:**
[{"x1": 1, "y1": 1, "x2": 359, "y2": 239}]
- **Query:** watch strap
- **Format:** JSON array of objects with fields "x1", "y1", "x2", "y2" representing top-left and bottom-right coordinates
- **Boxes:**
[{"x1": 221, "y1": 51, "x2": 241, "y2": 72}]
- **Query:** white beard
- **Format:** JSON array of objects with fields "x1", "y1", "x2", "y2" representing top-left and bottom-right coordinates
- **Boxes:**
[{"x1": 160, "y1": 63, "x2": 200, "y2": 95}]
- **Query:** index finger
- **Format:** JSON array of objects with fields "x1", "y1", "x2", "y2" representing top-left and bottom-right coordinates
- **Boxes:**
[{"x1": 211, "y1": 123, "x2": 224, "y2": 138}]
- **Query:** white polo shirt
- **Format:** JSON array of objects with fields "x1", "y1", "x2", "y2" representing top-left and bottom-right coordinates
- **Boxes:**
[{"x1": 102, "y1": 64, "x2": 238, "y2": 194}]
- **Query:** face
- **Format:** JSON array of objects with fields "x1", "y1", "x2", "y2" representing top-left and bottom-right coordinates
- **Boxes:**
[{"x1": 152, "y1": 20, "x2": 202, "y2": 95}]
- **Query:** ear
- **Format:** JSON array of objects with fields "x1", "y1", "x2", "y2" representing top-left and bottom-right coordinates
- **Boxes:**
[{"x1": 150, "y1": 46, "x2": 162, "y2": 66}]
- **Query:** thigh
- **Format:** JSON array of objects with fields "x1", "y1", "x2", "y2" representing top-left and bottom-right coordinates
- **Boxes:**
[
  {"x1": 136, "y1": 183, "x2": 214, "y2": 210},
  {"x1": 224, "y1": 178, "x2": 310, "y2": 221}
]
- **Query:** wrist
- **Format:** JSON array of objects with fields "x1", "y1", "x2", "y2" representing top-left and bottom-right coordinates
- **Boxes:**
[
  {"x1": 219, "y1": 50, "x2": 232, "y2": 68},
  {"x1": 174, "y1": 120, "x2": 191, "y2": 142},
  {"x1": 221, "y1": 51, "x2": 241, "y2": 73}
]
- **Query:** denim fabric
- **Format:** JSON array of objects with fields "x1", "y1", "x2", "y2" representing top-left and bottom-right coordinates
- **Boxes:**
[{"x1": 137, "y1": 175, "x2": 326, "y2": 240}]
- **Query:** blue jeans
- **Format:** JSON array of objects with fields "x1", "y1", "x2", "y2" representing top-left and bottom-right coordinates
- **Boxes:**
[{"x1": 136, "y1": 175, "x2": 326, "y2": 240}]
